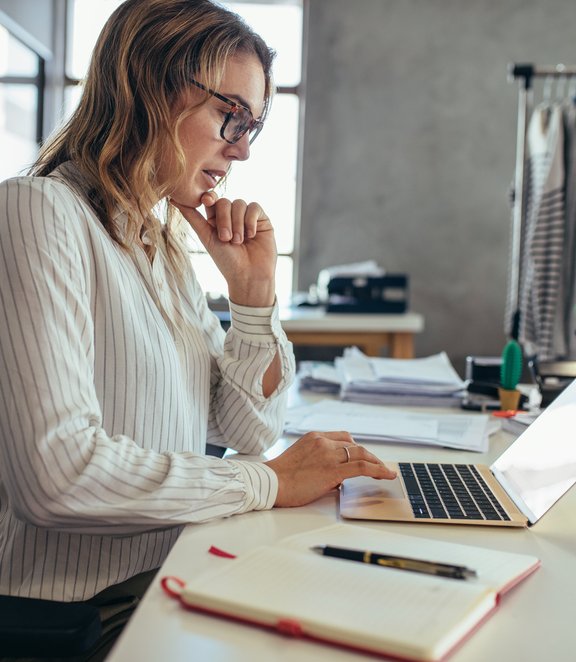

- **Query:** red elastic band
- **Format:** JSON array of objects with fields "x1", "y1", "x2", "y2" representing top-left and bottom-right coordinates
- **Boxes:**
[
  {"x1": 160, "y1": 576, "x2": 185, "y2": 598},
  {"x1": 208, "y1": 545, "x2": 237, "y2": 559},
  {"x1": 276, "y1": 618, "x2": 304, "y2": 637}
]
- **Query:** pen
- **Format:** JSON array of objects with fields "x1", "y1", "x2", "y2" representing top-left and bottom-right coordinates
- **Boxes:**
[{"x1": 311, "y1": 545, "x2": 477, "y2": 580}]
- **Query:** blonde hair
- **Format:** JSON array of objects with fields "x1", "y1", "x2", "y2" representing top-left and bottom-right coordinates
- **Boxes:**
[{"x1": 31, "y1": 0, "x2": 275, "y2": 271}]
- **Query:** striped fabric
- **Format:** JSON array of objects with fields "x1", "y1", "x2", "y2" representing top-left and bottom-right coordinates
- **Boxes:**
[
  {"x1": 0, "y1": 163, "x2": 295, "y2": 601},
  {"x1": 518, "y1": 104, "x2": 566, "y2": 360}
]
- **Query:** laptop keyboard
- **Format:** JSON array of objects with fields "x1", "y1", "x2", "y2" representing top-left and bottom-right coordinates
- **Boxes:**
[{"x1": 399, "y1": 462, "x2": 511, "y2": 521}]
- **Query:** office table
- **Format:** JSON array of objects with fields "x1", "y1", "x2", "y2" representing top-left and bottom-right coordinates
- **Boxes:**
[
  {"x1": 279, "y1": 309, "x2": 424, "y2": 358},
  {"x1": 108, "y1": 394, "x2": 576, "y2": 662}
]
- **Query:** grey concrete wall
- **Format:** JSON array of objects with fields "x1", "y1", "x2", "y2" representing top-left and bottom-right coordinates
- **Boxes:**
[{"x1": 299, "y1": 0, "x2": 576, "y2": 373}]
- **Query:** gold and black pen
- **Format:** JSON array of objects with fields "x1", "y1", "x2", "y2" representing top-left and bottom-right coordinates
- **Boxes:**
[{"x1": 311, "y1": 545, "x2": 477, "y2": 580}]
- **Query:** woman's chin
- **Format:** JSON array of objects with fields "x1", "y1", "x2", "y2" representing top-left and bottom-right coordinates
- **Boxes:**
[{"x1": 170, "y1": 194, "x2": 203, "y2": 211}]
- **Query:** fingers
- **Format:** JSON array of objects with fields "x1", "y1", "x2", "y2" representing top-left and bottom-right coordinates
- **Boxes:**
[
  {"x1": 231, "y1": 200, "x2": 247, "y2": 243},
  {"x1": 200, "y1": 192, "x2": 268, "y2": 244},
  {"x1": 171, "y1": 200, "x2": 212, "y2": 244},
  {"x1": 304, "y1": 430, "x2": 396, "y2": 479},
  {"x1": 311, "y1": 430, "x2": 357, "y2": 445},
  {"x1": 245, "y1": 202, "x2": 264, "y2": 239},
  {"x1": 265, "y1": 431, "x2": 396, "y2": 508},
  {"x1": 200, "y1": 190, "x2": 218, "y2": 209},
  {"x1": 341, "y1": 460, "x2": 397, "y2": 481},
  {"x1": 339, "y1": 444, "x2": 397, "y2": 480}
]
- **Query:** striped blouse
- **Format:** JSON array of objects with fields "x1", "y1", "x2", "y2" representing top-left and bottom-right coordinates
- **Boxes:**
[{"x1": 0, "y1": 164, "x2": 295, "y2": 601}]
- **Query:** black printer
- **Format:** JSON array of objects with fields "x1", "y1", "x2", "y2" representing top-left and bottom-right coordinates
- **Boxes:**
[{"x1": 325, "y1": 274, "x2": 408, "y2": 313}]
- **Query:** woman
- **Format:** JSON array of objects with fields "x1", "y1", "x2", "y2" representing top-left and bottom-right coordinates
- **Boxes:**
[{"x1": 0, "y1": 0, "x2": 395, "y2": 655}]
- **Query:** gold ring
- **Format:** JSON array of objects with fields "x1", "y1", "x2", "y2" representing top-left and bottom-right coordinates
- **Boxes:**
[{"x1": 344, "y1": 446, "x2": 351, "y2": 463}]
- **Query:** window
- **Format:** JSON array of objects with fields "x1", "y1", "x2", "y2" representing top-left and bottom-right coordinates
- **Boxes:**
[
  {"x1": 67, "y1": 0, "x2": 303, "y2": 305},
  {"x1": 0, "y1": 26, "x2": 44, "y2": 180}
]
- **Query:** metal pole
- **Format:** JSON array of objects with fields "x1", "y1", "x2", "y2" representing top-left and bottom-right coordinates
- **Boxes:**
[{"x1": 509, "y1": 74, "x2": 532, "y2": 339}]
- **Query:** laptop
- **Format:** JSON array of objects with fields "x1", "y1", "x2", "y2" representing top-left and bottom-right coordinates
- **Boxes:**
[{"x1": 340, "y1": 377, "x2": 576, "y2": 527}]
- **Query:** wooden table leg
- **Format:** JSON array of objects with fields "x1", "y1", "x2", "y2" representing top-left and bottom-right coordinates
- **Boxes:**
[
  {"x1": 388, "y1": 332, "x2": 414, "y2": 359},
  {"x1": 284, "y1": 331, "x2": 415, "y2": 359},
  {"x1": 358, "y1": 337, "x2": 385, "y2": 357}
]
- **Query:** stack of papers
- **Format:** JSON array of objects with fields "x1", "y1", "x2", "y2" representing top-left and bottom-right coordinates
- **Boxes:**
[
  {"x1": 284, "y1": 399, "x2": 492, "y2": 452},
  {"x1": 336, "y1": 348, "x2": 466, "y2": 407},
  {"x1": 297, "y1": 361, "x2": 341, "y2": 394}
]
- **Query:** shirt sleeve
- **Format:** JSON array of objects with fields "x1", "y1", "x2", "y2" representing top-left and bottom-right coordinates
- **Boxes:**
[
  {"x1": 202, "y1": 296, "x2": 296, "y2": 455},
  {"x1": 0, "y1": 177, "x2": 283, "y2": 535}
]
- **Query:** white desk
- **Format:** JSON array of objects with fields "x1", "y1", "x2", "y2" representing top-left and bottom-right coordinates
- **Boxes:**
[
  {"x1": 108, "y1": 395, "x2": 576, "y2": 662},
  {"x1": 279, "y1": 309, "x2": 424, "y2": 358}
]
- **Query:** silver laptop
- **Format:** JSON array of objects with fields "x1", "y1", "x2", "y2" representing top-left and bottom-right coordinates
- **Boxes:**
[{"x1": 340, "y1": 378, "x2": 576, "y2": 527}]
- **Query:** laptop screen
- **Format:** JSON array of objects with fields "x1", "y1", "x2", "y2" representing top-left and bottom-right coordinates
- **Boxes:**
[{"x1": 491, "y1": 378, "x2": 576, "y2": 524}]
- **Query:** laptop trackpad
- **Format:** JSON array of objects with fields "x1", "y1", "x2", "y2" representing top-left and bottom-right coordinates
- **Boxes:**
[
  {"x1": 342, "y1": 475, "x2": 406, "y2": 502},
  {"x1": 340, "y1": 474, "x2": 412, "y2": 521}
]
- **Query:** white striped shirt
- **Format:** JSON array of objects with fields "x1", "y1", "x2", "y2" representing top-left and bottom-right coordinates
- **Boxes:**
[
  {"x1": 0, "y1": 164, "x2": 295, "y2": 601},
  {"x1": 519, "y1": 104, "x2": 566, "y2": 360}
]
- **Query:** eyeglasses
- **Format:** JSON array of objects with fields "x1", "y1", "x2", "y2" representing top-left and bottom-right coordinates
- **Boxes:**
[{"x1": 190, "y1": 79, "x2": 264, "y2": 145}]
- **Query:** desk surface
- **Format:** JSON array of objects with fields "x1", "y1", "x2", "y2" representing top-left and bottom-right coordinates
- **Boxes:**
[
  {"x1": 279, "y1": 308, "x2": 424, "y2": 332},
  {"x1": 108, "y1": 394, "x2": 576, "y2": 662},
  {"x1": 278, "y1": 309, "x2": 424, "y2": 358}
]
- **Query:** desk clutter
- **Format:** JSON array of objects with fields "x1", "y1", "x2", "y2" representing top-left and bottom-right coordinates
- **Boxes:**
[
  {"x1": 292, "y1": 349, "x2": 496, "y2": 451},
  {"x1": 285, "y1": 399, "x2": 492, "y2": 452},
  {"x1": 298, "y1": 347, "x2": 466, "y2": 407}
]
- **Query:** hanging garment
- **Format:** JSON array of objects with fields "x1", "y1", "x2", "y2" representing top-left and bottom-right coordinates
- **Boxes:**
[{"x1": 519, "y1": 103, "x2": 567, "y2": 360}]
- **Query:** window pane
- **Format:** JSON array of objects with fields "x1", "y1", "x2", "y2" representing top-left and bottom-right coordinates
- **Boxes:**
[
  {"x1": 64, "y1": 82, "x2": 82, "y2": 114},
  {"x1": 275, "y1": 255, "x2": 294, "y2": 307},
  {"x1": 0, "y1": 84, "x2": 38, "y2": 179},
  {"x1": 224, "y1": 2, "x2": 302, "y2": 87},
  {"x1": 218, "y1": 93, "x2": 298, "y2": 254},
  {"x1": 0, "y1": 27, "x2": 38, "y2": 77},
  {"x1": 70, "y1": 2, "x2": 302, "y2": 87},
  {"x1": 68, "y1": 1, "x2": 123, "y2": 79}
]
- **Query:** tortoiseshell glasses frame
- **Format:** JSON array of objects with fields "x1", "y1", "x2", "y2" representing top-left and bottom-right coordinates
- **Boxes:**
[{"x1": 191, "y1": 79, "x2": 264, "y2": 145}]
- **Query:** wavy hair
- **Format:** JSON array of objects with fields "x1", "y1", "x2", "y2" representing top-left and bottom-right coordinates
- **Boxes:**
[{"x1": 30, "y1": 0, "x2": 275, "y2": 271}]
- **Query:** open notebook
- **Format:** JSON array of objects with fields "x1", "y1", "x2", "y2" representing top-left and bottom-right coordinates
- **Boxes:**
[
  {"x1": 162, "y1": 523, "x2": 539, "y2": 662},
  {"x1": 340, "y1": 377, "x2": 576, "y2": 526}
]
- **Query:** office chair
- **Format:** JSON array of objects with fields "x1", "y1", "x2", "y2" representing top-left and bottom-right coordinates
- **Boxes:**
[{"x1": 0, "y1": 594, "x2": 101, "y2": 658}]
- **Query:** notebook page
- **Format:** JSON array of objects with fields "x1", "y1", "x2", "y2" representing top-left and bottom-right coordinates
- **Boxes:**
[
  {"x1": 280, "y1": 523, "x2": 540, "y2": 592},
  {"x1": 181, "y1": 544, "x2": 495, "y2": 660}
]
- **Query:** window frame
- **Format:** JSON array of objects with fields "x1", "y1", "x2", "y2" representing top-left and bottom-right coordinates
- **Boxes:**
[{"x1": 0, "y1": 19, "x2": 46, "y2": 146}]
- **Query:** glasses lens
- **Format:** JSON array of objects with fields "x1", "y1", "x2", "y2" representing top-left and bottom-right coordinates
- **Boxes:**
[
  {"x1": 223, "y1": 107, "x2": 262, "y2": 144},
  {"x1": 223, "y1": 107, "x2": 250, "y2": 143}
]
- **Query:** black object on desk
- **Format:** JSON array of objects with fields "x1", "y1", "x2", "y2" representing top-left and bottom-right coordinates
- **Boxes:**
[
  {"x1": 462, "y1": 355, "x2": 528, "y2": 412},
  {"x1": 529, "y1": 358, "x2": 576, "y2": 407},
  {"x1": 311, "y1": 545, "x2": 476, "y2": 580},
  {"x1": 325, "y1": 274, "x2": 408, "y2": 313}
]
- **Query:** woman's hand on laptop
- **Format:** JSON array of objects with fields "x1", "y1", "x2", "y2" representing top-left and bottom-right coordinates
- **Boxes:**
[{"x1": 264, "y1": 431, "x2": 397, "y2": 508}]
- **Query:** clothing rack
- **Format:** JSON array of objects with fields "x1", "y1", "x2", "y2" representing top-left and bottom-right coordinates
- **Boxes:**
[{"x1": 507, "y1": 63, "x2": 576, "y2": 341}]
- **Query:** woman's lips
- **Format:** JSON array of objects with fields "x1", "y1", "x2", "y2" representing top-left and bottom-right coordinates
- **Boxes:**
[{"x1": 203, "y1": 170, "x2": 225, "y2": 187}]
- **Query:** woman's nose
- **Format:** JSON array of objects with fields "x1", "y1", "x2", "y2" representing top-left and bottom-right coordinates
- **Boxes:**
[{"x1": 224, "y1": 133, "x2": 251, "y2": 162}]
